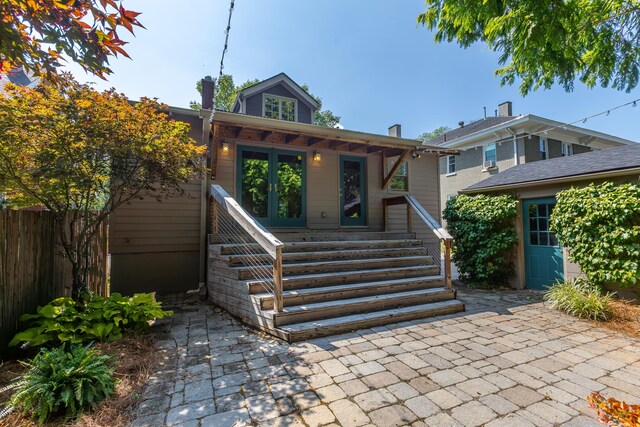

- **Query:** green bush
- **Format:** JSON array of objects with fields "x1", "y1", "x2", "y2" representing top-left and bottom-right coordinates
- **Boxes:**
[
  {"x1": 550, "y1": 182, "x2": 640, "y2": 288},
  {"x1": 443, "y1": 194, "x2": 518, "y2": 288},
  {"x1": 544, "y1": 277, "x2": 613, "y2": 321},
  {"x1": 9, "y1": 293, "x2": 172, "y2": 348},
  {"x1": 9, "y1": 345, "x2": 115, "y2": 424}
]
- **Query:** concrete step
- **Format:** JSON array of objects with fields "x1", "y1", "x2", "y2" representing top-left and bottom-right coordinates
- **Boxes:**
[
  {"x1": 255, "y1": 276, "x2": 445, "y2": 309},
  {"x1": 269, "y1": 287, "x2": 456, "y2": 326},
  {"x1": 280, "y1": 299, "x2": 465, "y2": 341},
  {"x1": 246, "y1": 264, "x2": 441, "y2": 293}
]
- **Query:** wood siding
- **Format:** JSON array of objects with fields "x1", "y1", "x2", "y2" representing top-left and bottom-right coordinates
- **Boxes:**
[
  {"x1": 245, "y1": 83, "x2": 313, "y2": 124},
  {"x1": 109, "y1": 112, "x2": 206, "y2": 295}
]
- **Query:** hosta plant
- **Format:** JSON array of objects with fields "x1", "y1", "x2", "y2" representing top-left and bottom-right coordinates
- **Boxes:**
[
  {"x1": 10, "y1": 293, "x2": 172, "y2": 348},
  {"x1": 8, "y1": 345, "x2": 115, "y2": 425},
  {"x1": 544, "y1": 278, "x2": 613, "y2": 321}
]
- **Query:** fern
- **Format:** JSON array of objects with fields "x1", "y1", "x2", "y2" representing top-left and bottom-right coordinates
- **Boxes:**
[{"x1": 8, "y1": 345, "x2": 115, "y2": 425}]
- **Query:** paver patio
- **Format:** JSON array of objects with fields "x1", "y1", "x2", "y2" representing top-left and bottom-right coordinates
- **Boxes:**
[{"x1": 132, "y1": 289, "x2": 640, "y2": 427}]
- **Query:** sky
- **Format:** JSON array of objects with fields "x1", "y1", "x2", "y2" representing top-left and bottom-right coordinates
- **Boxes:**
[{"x1": 64, "y1": 0, "x2": 640, "y2": 142}]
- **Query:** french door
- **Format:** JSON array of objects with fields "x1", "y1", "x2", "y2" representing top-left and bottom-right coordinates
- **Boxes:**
[
  {"x1": 523, "y1": 198, "x2": 564, "y2": 290},
  {"x1": 340, "y1": 155, "x2": 367, "y2": 226},
  {"x1": 237, "y1": 146, "x2": 306, "y2": 228}
]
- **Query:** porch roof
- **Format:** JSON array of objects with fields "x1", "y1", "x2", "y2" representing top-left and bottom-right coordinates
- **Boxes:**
[{"x1": 209, "y1": 110, "x2": 456, "y2": 155}]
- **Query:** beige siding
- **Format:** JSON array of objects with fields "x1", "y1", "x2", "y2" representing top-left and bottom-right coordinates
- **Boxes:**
[{"x1": 109, "y1": 112, "x2": 206, "y2": 295}]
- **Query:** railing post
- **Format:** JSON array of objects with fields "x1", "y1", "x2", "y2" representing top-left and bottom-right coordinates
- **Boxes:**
[
  {"x1": 273, "y1": 246, "x2": 283, "y2": 313},
  {"x1": 211, "y1": 201, "x2": 220, "y2": 242},
  {"x1": 444, "y1": 239, "x2": 452, "y2": 289},
  {"x1": 406, "y1": 204, "x2": 413, "y2": 234}
]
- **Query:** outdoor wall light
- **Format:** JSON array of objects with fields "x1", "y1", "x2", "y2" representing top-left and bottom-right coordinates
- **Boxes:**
[
  {"x1": 313, "y1": 151, "x2": 321, "y2": 162},
  {"x1": 222, "y1": 142, "x2": 230, "y2": 153}
]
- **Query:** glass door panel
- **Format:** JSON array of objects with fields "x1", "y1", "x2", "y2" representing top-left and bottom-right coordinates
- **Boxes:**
[
  {"x1": 340, "y1": 156, "x2": 367, "y2": 226},
  {"x1": 238, "y1": 148, "x2": 270, "y2": 225},
  {"x1": 272, "y1": 151, "x2": 306, "y2": 227}
]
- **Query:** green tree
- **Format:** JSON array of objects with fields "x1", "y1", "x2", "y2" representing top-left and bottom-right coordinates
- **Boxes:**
[
  {"x1": 418, "y1": 1, "x2": 640, "y2": 94},
  {"x1": 0, "y1": 75, "x2": 206, "y2": 301},
  {"x1": 191, "y1": 74, "x2": 341, "y2": 127},
  {"x1": 0, "y1": 0, "x2": 143, "y2": 80},
  {"x1": 417, "y1": 126, "x2": 452, "y2": 143}
]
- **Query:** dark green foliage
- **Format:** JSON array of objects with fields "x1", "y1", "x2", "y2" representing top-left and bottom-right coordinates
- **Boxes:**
[
  {"x1": 444, "y1": 194, "x2": 519, "y2": 287},
  {"x1": 9, "y1": 293, "x2": 172, "y2": 348},
  {"x1": 544, "y1": 277, "x2": 613, "y2": 321},
  {"x1": 10, "y1": 345, "x2": 115, "y2": 424},
  {"x1": 550, "y1": 182, "x2": 640, "y2": 288}
]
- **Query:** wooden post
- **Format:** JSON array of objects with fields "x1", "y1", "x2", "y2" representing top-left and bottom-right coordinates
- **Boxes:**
[
  {"x1": 382, "y1": 199, "x2": 388, "y2": 231},
  {"x1": 406, "y1": 204, "x2": 413, "y2": 234},
  {"x1": 273, "y1": 246, "x2": 284, "y2": 313},
  {"x1": 211, "y1": 202, "x2": 219, "y2": 242},
  {"x1": 444, "y1": 239, "x2": 452, "y2": 290}
]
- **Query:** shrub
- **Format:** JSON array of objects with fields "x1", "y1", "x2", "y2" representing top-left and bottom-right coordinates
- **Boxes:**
[
  {"x1": 544, "y1": 278, "x2": 613, "y2": 321},
  {"x1": 9, "y1": 293, "x2": 172, "y2": 348},
  {"x1": 588, "y1": 392, "x2": 640, "y2": 427},
  {"x1": 550, "y1": 182, "x2": 640, "y2": 288},
  {"x1": 443, "y1": 194, "x2": 518, "y2": 287},
  {"x1": 9, "y1": 346, "x2": 115, "y2": 424}
]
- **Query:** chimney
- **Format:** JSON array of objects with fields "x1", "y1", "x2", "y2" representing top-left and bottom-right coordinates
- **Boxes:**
[
  {"x1": 201, "y1": 76, "x2": 214, "y2": 110},
  {"x1": 498, "y1": 101, "x2": 512, "y2": 117},
  {"x1": 388, "y1": 124, "x2": 402, "y2": 138}
]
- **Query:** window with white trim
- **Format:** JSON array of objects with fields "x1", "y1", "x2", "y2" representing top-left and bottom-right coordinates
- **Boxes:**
[
  {"x1": 484, "y1": 143, "x2": 497, "y2": 163},
  {"x1": 263, "y1": 94, "x2": 297, "y2": 121},
  {"x1": 447, "y1": 155, "x2": 456, "y2": 174},
  {"x1": 561, "y1": 142, "x2": 573, "y2": 156},
  {"x1": 540, "y1": 138, "x2": 547, "y2": 160}
]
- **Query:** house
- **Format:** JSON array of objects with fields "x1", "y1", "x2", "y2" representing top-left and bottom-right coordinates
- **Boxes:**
[
  {"x1": 426, "y1": 101, "x2": 635, "y2": 216},
  {"x1": 461, "y1": 143, "x2": 640, "y2": 297},
  {"x1": 203, "y1": 73, "x2": 464, "y2": 341},
  {"x1": 0, "y1": 66, "x2": 40, "y2": 93}
]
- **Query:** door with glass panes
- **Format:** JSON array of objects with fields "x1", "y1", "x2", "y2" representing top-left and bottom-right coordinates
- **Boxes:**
[
  {"x1": 237, "y1": 146, "x2": 306, "y2": 227},
  {"x1": 523, "y1": 198, "x2": 564, "y2": 290}
]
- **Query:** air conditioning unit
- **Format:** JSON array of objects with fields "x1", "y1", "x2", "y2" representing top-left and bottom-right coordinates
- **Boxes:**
[{"x1": 483, "y1": 160, "x2": 496, "y2": 170}]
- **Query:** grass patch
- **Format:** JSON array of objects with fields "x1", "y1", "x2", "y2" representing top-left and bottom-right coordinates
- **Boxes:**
[{"x1": 544, "y1": 278, "x2": 613, "y2": 321}]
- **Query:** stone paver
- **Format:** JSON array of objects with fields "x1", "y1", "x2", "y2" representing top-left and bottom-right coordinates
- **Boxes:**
[{"x1": 131, "y1": 289, "x2": 640, "y2": 426}]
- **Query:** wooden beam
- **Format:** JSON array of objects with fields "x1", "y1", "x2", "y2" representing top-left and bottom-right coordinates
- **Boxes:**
[
  {"x1": 307, "y1": 137, "x2": 325, "y2": 147},
  {"x1": 261, "y1": 131, "x2": 274, "y2": 142},
  {"x1": 211, "y1": 123, "x2": 221, "y2": 179},
  {"x1": 367, "y1": 146, "x2": 385, "y2": 154},
  {"x1": 284, "y1": 134, "x2": 300, "y2": 144},
  {"x1": 330, "y1": 140, "x2": 349, "y2": 150},
  {"x1": 232, "y1": 127, "x2": 243, "y2": 138},
  {"x1": 382, "y1": 149, "x2": 410, "y2": 190}
]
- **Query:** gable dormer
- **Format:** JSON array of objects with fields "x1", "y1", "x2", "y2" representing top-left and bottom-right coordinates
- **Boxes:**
[{"x1": 232, "y1": 73, "x2": 319, "y2": 124}]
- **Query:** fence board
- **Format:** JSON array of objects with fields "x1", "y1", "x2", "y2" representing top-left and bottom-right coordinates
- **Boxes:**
[{"x1": 0, "y1": 210, "x2": 108, "y2": 355}]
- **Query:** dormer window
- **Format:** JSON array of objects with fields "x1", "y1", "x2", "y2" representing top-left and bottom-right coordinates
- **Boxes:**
[{"x1": 263, "y1": 94, "x2": 297, "y2": 121}]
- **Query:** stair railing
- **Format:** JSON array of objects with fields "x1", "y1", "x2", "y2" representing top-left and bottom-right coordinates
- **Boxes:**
[
  {"x1": 382, "y1": 195, "x2": 453, "y2": 289},
  {"x1": 210, "y1": 184, "x2": 285, "y2": 312}
]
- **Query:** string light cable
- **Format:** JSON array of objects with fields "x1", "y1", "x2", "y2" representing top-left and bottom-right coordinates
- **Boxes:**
[{"x1": 210, "y1": 0, "x2": 236, "y2": 122}]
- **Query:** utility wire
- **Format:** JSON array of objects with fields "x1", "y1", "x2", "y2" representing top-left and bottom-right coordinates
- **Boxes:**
[{"x1": 210, "y1": 0, "x2": 236, "y2": 122}]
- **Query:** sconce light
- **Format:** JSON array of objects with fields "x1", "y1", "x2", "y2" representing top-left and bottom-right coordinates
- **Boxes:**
[
  {"x1": 313, "y1": 151, "x2": 321, "y2": 162},
  {"x1": 222, "y1": 142, "x2": 230, "y2": 153}
]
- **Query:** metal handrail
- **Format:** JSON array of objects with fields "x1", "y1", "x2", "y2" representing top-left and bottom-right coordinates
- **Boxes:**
[
  {"x1": 210, "y1": 184, "x2": 285, "y2": 312},
  {"x1": 382, "y1": 195, "x2": 453, "y2": 289}
]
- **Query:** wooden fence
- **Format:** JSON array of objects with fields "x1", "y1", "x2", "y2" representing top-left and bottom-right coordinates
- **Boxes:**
[{"x1": 0, "y1": 210, "x2": 109, "y2": 355}]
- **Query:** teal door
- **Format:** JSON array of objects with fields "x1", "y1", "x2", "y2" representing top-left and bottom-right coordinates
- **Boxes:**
[
  {"x1": 237, "y1": 146, "x2": 306, "y2": 228},
  {"x1": 340, "y1": 156, "x2": 367, "y2": 226},
  {"x1": 523, "y1": 198, "x2": 564, "y2": 290}
]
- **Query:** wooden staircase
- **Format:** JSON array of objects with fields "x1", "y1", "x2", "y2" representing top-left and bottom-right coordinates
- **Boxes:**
[{"x1": 208, "y1": 231, "x2": 465, "y2": 341}]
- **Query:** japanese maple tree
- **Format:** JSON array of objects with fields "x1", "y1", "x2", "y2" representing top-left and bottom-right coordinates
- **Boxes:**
[
  {"x1": 0, "y1": 75, "x2": 206, "y2": 301},
  {"x1": 0, "y1": 0, "x2": 143, "y2": 79}
]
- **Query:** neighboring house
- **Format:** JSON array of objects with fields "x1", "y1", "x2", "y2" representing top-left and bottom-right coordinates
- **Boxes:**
[
  {"x1": 461, "y1": 143, "x2": 640, "y2": 297},
  {"x1": 426, "y1": 101, "x2": 636, "y2": 215},
  {"x1": 0, "y1": 66, "x2": 40, "y2": 93},
  {"x1": 110, "y1": 73, "x2": 464, "y2": 341}
]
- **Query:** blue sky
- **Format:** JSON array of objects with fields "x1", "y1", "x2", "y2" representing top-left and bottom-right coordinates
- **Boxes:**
[{"x1": 65, "y1": 0, "x2": 639, "y2": 142}]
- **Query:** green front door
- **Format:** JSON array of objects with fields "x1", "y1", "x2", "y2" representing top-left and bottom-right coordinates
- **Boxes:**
[
  {"x1": 340, "y1": 156, "x2": 367, "y2": 226},
  {"x1": 237, "y1": 146, "x2": 306, "y2": 228},
  {"x1": 523, "y1": 198, "x2": 564, "y2": 290}
]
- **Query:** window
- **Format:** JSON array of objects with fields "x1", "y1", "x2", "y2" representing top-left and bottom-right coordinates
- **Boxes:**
[
  {"x1": 539, "y1": 138, "x2": 547, "y2": 160},
  {"x1": 387, "y1": 157, "x2": 409, "y2": 191},
  {"x1": 483, "y1": 143, "x2": 497, "y2": 163},
  {"x1": 561, "y1": 142, "x2": 573, "y2": 157},
  {"x1": 447, "y1": 155, "x2": 456, "y2": 174},
  {"x1": 263, "y1": 94, "x2": 297, "y2": 121}
]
